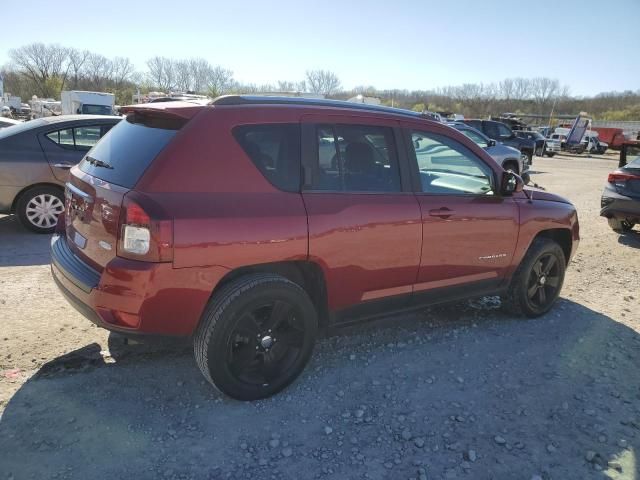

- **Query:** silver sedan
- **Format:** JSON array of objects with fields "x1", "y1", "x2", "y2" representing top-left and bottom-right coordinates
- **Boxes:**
[{"x1": 449, "y1": 123, "x2": 530, "y2": 184}]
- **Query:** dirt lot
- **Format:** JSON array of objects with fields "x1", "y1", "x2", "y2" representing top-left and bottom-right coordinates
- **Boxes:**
[{"x1": 1, "y1": 153, "x2": 639, "y2": 480}]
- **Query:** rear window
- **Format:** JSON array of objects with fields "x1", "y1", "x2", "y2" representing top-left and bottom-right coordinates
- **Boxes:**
[
  {"x1": 82, "y1": 104, "x2": 112, "y2": 115},
  {"x1": 233, "y1": 124, "x2": 301, "y2": 192},
  {"x1": 79, "y1": 115, "x2": 179, "y2": 188}
]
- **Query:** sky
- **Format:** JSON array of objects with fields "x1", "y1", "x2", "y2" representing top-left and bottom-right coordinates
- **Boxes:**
[{"x1": 1, "y1": 0, "x2": 638, "y2": 96}]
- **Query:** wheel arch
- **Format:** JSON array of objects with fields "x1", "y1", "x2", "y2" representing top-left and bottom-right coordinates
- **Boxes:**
[
  {"x1": 11, "y1": 182, "x2": 65, "y2": 212},
  {"x1": 210, "y1": 260, "x2": 329, "y2": 331},
  {"x1": 532, "y1": 228, "x2": 572, "y2": 265}
]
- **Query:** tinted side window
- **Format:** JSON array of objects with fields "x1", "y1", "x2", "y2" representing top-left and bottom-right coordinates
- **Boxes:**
[
  {"x1": 311, "y1": 124, "x2": 401, "y2": 192},
  {"x1": 411, "y1": 131, "x2": 494, "y2": 195},
  {"x1": 234, "y1": 124, "x2": 301, "y2": 192},
  {"x1": 46, "y1": 128, "x2": 75, "y2": 149},
  {"x1": 46, "y1": 125, "x2": 111, "y2": 151}
]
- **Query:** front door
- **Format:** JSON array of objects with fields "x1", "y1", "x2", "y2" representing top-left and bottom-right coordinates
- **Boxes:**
[
  {"x1": 405, "y1": 127, "x2": 519, "y2": 296},
  {"x1": 301, "y1": 115, "x2": 422, "y2": 314}
]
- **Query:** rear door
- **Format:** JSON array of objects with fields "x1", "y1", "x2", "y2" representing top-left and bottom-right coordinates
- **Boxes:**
[
  {"x1": 403, "y1": 124, "x2": 519, "y2": 297},
  {"x1": 39, "y1": 122, "x2": 116, "y2": 182},
  {"x1": 65, "y1": 116, "x2": 179, "y2": 270},
  {"x1": 301, "y1": 114, "x2": 422, "y2": 314}
]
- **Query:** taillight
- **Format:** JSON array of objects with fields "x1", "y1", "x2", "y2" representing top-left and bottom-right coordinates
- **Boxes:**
[
  {"x1": 608, "y1": 171, "x2": 640, "y2": 189},
  {"x1": 117, "y1": 194, "x2": 173, "y2": 262}
]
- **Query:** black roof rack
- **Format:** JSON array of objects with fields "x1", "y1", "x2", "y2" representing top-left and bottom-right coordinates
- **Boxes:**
[{"x1": 211, "y1": 95, "x2": 437, "y2": 121}]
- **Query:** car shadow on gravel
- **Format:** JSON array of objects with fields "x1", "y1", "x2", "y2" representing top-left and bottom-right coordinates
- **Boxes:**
[
  {"x1": 1, "y1": 300, "x2": 638, "y2": 479},
  {"x1": 617, "y1": 230, "x2": 640, "y2": 249},
  {"x1": 0, "y1": 214, "x2": 52, "y2": 266}
]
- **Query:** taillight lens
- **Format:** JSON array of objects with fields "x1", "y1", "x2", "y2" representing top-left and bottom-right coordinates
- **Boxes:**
[
  {"x1": 608, "y1": 171, "x2": 640, "y2": 189},
  {"x1": 117, "y1": 194, "x2": 173, "y2": 262}
]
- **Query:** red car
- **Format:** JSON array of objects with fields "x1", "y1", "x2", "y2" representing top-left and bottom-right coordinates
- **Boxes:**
[{"x1": 51, "y1": 96, "x2": 580, "y2": 400}]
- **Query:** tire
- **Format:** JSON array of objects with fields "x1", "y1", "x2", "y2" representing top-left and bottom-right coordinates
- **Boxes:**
[
  {"x1": 525, "y1": 151, "x2": 533, "y2": 165},
  {"x1": 608, "y1": 217, "x2": 635, "y2": 233},
  {"x1": 194, "y1": 273, "x2": 318, "y2": 401},
  {"x1": 16, "y1": 185, "x2": 65, "y2": 234},
  {"x1": 546, "y1": 152, "x2": 556, "y2": 158},
  {"x1": 503, "y1": 238, "x2": 566, "y2": 318}
]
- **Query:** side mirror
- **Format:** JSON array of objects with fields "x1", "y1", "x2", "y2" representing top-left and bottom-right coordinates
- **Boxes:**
[
  {"x1": 488, "y1": 139, "x2": 496, "y2": 147},
  {"x1": 501, "y1": 171, "x2": 524, "y2": 195}
]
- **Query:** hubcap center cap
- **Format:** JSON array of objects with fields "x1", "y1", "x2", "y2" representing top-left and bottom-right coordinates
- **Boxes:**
[
  {"x1": 539, "y1": 275, "x2": 546, "y2": 285},
  {"x1": 260, "y1": 335, "x2": 274, "y2": 349}
]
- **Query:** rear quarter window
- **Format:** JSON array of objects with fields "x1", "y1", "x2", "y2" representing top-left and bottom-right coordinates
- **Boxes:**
[
  {"x1": 79, "y1": 116, "x2": 178, "y2": 188},
  {"x1": 233, "y1": 124, "x2": 301, "y2": 192}
]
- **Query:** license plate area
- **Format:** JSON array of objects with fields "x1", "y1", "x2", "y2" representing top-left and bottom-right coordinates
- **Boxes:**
[{"x1": 73, "y1": 231, "x2": 87, "y2": 249}]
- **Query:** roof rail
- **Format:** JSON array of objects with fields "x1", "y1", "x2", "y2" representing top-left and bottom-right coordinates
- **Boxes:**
[{"x1": 210, "y1": 95, "x2": 438, "y2": 121}]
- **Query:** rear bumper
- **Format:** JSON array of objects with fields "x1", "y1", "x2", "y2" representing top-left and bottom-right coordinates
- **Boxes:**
[
  {"x1": 50, "y1": 234, "x2": 229, "y2": 336},
  {"x1": 601, "y1": 189, "x2": 640, "y2": 221}
]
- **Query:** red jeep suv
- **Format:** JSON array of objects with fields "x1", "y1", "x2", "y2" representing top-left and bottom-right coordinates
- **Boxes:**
[{"x1": 51, "y1": 96, "x2": 579, "y2": 400}]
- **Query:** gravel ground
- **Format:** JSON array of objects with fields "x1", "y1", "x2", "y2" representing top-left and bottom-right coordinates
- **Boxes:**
[{"x1": 1, "y1": 153, "x2": 639, "y2": 480}]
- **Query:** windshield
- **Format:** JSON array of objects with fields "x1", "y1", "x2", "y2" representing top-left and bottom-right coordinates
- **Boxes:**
[{"x1": 81, "y1": 104, "x2": 113, "y2": 115}]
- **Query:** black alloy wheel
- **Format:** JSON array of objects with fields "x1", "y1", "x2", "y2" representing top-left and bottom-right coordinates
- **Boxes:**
[
  {"x1": 525, "y1": 253, "x2": 561, "y2": 310},
  {"x1": 194, "y1": 274, "x2": 317, "y2": 401},
  {"x1": 503, "y1": 238, "x2": 566, "y2": 317},
  {"x1": 226, "y1": 300, "x2": 305, "y2": 387}
]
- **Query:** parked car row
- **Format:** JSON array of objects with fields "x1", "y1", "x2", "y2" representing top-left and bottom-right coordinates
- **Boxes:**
[{"x1": 461, "y1": 119, "x2": 536, "y2": 164}]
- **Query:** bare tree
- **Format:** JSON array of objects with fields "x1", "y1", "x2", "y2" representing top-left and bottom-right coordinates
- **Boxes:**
[
  {"x1": 277, "y1": 80, "x2": 296, "y2": 92},
  {"x1": 305, "y1": 70, "x2": 340, "y2": 95},
  {"x1": 531, "y1": 77, "x2": 560, "y2": 108},
  {"x1": 85, "y1": 53, "x2": 113, "y2": 90},
  {"x1": 146, "y1": 56, "x2": 175, "y2": 91},
  {"x1": 111, "y1": 57, "x2": 135, "y2": 90},
  {"x1": 173, "y1": 59, "x2": 192, "y2": 92},
  {"x1": 513, "y1": 77, "x2": 533, "y2": 100},
  {"x1": 499, "y1": 78, "x2": 514, "y2": 100},
  {"x1": 9, "y1": 43, "x2": 70, "y2": 96},
  {"x1": 67, "y1": 48, "x2": 90, "y2": 89},
  {"x1": 189, "y1": 58, "x2": 211, "y2": 93},
  {"x1": 206, "y1": 66, "x2": 235, "y2": 97}
]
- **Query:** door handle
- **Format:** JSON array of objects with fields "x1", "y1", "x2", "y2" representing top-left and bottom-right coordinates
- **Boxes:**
[
  {"x1": 52, "y1": 163, "x2": 73, "y2": 169},
  {"x1": 428, "y1": 207, "x2": 455, "y2": 219}
]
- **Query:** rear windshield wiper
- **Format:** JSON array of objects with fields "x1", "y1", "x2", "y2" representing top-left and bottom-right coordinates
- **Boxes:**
[{"x1": 85, "y1": 156, "x2": 113, "y2": 169}]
